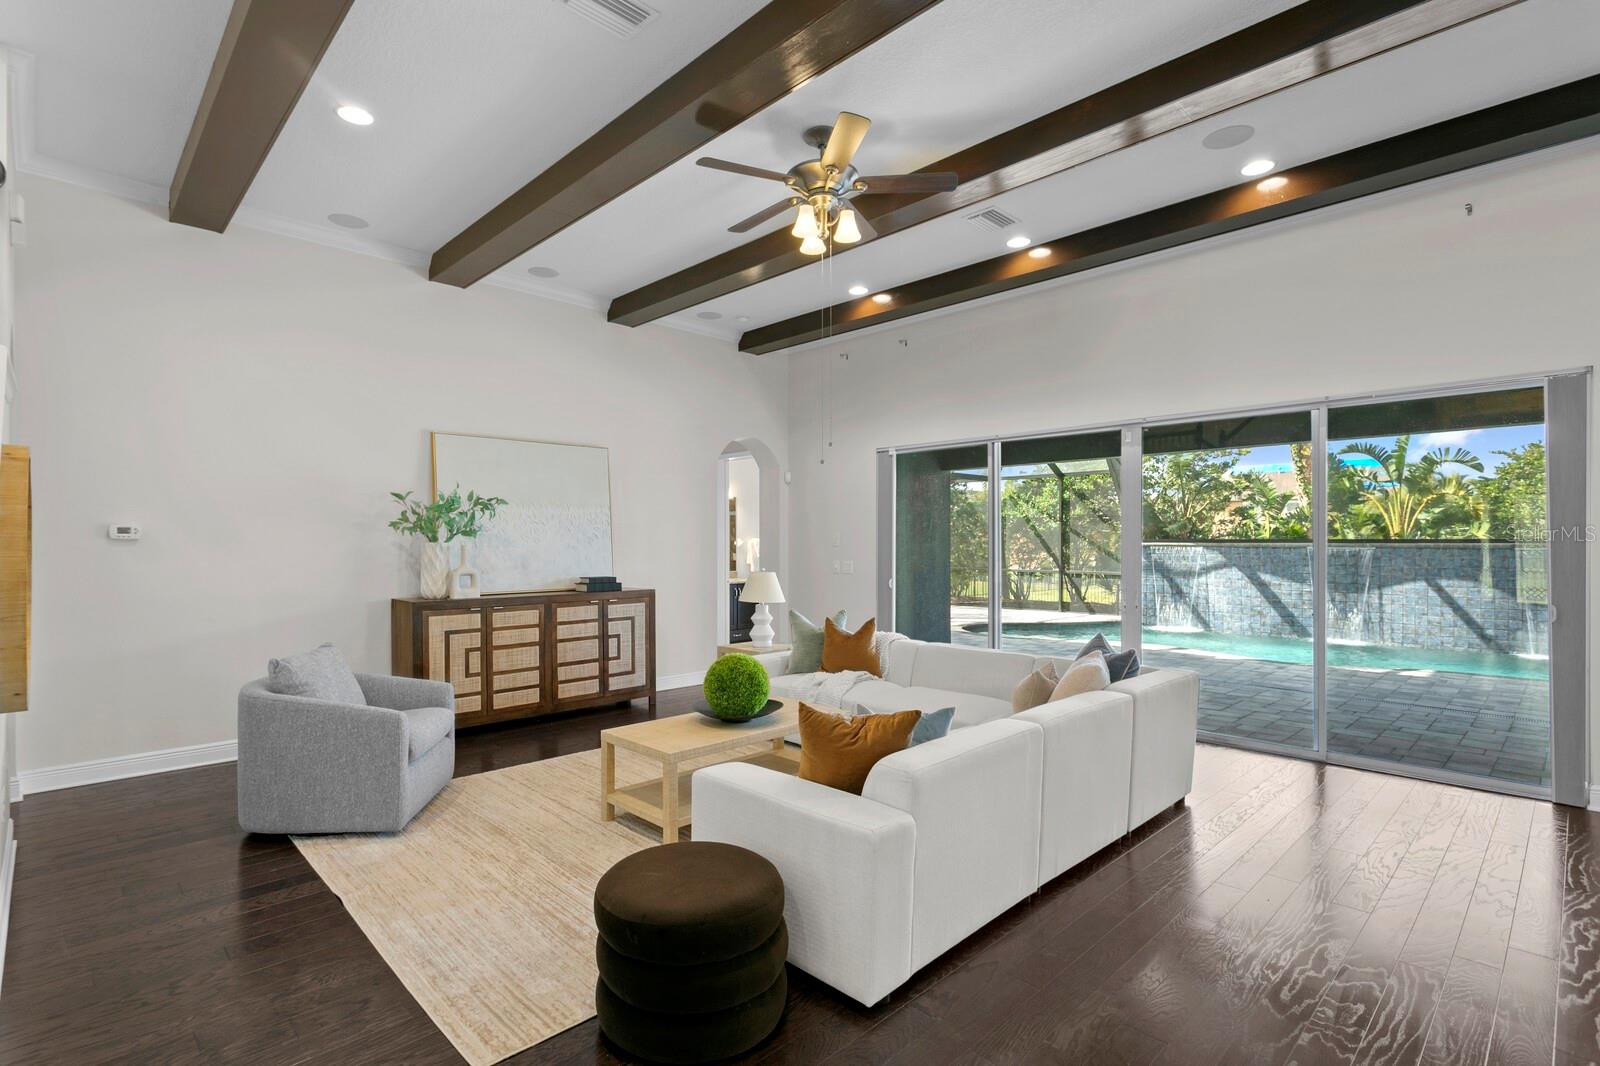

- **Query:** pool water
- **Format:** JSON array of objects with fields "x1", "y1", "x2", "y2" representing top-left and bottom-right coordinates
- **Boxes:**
[{"x1": 964, "y1": 621, "x2": 1549, "y2": 681}]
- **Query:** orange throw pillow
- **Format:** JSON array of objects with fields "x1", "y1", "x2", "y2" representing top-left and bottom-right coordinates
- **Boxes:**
[
  {"x1": 797, "y1": 703, "x2": 920, "y2": 795},
  {"x1": 822, "y1": 616, "x2": 880, "y2": 676},
  {"x1": 796, "y1": 701, "x2": 921, "y2": 793}
]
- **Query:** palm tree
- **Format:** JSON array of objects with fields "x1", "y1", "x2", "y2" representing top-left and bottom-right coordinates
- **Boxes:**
[{"x1": 1336, "y1": 434, "x2": 1484, "y2": 539}]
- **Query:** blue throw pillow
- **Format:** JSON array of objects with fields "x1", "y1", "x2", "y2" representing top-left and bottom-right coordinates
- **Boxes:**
[
  {"x1": 1074, "y1": 632, "x2": 1139, "y2": 682},
  {"x1": 909, "y1": 707, "x2": 955, "y2": 746}
]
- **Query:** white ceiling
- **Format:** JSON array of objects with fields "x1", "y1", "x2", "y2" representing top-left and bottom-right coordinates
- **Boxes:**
[{"x1": 4, "y1": 0, "x2": 1598, "y2": 346}]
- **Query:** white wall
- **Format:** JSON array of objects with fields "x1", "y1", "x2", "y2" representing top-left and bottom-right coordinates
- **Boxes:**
[
  {"x1": 785, "y1": 140, "x2": 1600, "y2": 777},
  {"x1": 0, "y1": 46, "x2": 18, "y2": 983},
  {"x1": 10, "y1": 175, "x2": 787, "y2": 775}
]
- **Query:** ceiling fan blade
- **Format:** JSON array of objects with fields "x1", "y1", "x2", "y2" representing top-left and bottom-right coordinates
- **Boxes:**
[
  {"x1": 728, "y1": 198, "x2": 800, "y2": 233},
  {"x1": 855, "y1": 172, "x2": 959, "y2": 194},
  {"x1": 697, "y1": 157, "x2": 792, "y2": 183},
  {"x1": 821, "y1": 112, "x2": 872, "y2": 171}
]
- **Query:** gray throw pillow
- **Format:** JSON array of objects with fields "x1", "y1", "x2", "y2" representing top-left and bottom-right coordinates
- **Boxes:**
[
  {"x1": 267, "y1": 643, "x2": 366, "y2": 706},
  {"x1": 1074, "y1": 632, "x2": 1140, "y2": 682},
  {"x1": 789, "y1": 609, "x2": 847, "y2": 673},
  {"x1": 909, "y1": 707, "x2": 956, "y2": 746}
]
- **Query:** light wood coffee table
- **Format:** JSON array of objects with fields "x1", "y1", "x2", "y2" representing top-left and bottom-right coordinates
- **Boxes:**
[{"x1": 599, "y1": 700, "x2": 800, "y2": 843}]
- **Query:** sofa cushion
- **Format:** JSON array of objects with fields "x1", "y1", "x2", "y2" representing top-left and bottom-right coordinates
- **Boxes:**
[
  {"x1": 266, "y1": 643, "x2": 366, "y2": 706},
  {"x1": 851, "y1": 684, "x2": 1013, "y2": 730},
  {"x1": 401, "y1": 705, "x2": 453, "y2": 760},
  {"x1": 823, "y1": 617, "x2": 880, "y2": 675},
  {"x1": 798, "y1": 703, "x2": 919, "y2": 794},
  {"x1": 880, "y1": 639, "x2": 918, "y2": 687},
  {"x1": 906, "y1": 643, "x2": 1035, "y2": 702},
  {"x1": 789, "y1": 610, "x2": 846, "y2": 674}
]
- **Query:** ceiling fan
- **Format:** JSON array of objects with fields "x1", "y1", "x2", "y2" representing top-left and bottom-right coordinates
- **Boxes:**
[{"x1": 697, "y1": 112, "x2": 958, "y2": 255}]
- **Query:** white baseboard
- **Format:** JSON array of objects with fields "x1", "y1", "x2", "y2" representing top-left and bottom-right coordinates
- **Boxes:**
[
  {"x1": 12, "y1": 676, "x2": 709, "y2": 799},
  {"x1": 1589, "y1": 785, "x2": 1600, "y2": 812},
  {"x1": 5, "y1": 779, "x2": 17, "y2": 805},
  {"x1": 16, "y1": 739, "x2": 238, "y2": 797},
  {"x1": 659, "y1": 671, "x2": 705, "y2": 691}
]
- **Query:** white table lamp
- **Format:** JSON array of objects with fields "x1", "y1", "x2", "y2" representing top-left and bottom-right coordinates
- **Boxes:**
[{"x1": 739, "y1": 571, "x2": 785, "y2": 648}]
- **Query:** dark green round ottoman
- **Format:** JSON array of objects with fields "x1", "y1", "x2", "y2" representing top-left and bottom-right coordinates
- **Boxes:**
[{"x1": 594, "y1": 842, "x2": 787, "y2": 1063}]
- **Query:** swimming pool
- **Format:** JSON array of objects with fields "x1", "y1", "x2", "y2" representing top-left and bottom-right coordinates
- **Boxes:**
[{"x1": 962, "y1": 621, "x2": 1549, "y2": 681}]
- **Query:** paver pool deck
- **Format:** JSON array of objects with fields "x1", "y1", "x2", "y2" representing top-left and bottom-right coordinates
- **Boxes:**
[{"x1": 947, "y1": 608, "x2": 1550, "y2": 789}]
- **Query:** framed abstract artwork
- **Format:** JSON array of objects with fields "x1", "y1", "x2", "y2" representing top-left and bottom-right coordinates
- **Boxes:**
[{"x1": 431, "y1": 432, "x2": 613, "y2": 593}]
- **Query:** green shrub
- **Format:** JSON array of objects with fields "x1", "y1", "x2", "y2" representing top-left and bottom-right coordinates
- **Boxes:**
[{"x1": 702, "y1": 654, "x2": 771, "y2": 719}]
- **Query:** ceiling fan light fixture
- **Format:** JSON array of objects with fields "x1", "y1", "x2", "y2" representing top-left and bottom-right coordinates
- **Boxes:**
[
  {"x1": 791, "y1": 204, "x2": 819, "y2": 239},
  {"x1": 834, "y1": 209, "x2": 861, "y2": 244},
  {"x1": 799, "y1": 233, "x2": 827, "y2": 256}
]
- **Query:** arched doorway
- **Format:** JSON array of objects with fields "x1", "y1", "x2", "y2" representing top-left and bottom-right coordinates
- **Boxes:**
[{"x1": 716, "y1": 438, "x2": 783, "y2": 650}]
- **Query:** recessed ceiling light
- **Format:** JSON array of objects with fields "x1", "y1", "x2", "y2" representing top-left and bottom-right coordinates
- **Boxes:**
[
  {"x1": 1241, "y1": 158, "x2": 1276, "y2": 177},
  {"x1": 871, "y1": 293, "x2": 892, "y2": 305},
  {"x1": 526, "y1": 266, "x2": 560, "y2": 278},
  {"x1": 1256, "y1": 176, "x2": 1288, "y2": 192},
  {"x1": 1202, "y1": 125, "x2": 1254, "y2": 150},
  {"x1": 1027, "y1": 246, "x2": 1051, "y2": 259},
  {"x1": 327, "y1": 213, "x2": 369, "y2": 229},
  {"x1": 336, "y1": 105, "x2": 374, "y2": 126},
  {"x1": 848, "y1": 284, "x2": 870, "y2": 297},
  {"x1": 736, "y1": 315, "x2": 750, "y2": 323},
  {"x1": 1005, "y1": 235, "x2": 1031, "y2": 249},
  {"x1": 697, "y1": 311, "x2": 723, "y2": 321}
]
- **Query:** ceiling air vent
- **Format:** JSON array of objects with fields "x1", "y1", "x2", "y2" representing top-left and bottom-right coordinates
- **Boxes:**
[
  {"x1": 965, "y1": 207, "x2": 1019, "y2": 232},
  {"x1": 561, "y1": 0, "x2": 658, "y2": 37}
]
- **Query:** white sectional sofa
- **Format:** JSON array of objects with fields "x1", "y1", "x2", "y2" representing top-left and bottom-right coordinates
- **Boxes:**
[{"x1": 693, "y1": 635, "x2": 1198, "y2": 1007}]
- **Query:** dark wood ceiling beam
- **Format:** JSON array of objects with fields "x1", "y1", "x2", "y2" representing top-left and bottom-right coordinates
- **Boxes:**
[
  {"x1": 609, "y1": 0, "x2": 1525, "y2": 327},
  {"x1": 739, "y1": 76, "x2": 1600, "y2": 354},
  {"x1": 169, "y1": 0, "x2": 355, "y2": 232},
  {"x1": 428, "y1": 0, "x2": 945, "y2": 289}
]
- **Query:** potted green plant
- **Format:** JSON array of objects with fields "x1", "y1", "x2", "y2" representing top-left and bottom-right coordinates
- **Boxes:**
[{"x1": 390, "y1": 486, "x2": 507, "y2": 598}]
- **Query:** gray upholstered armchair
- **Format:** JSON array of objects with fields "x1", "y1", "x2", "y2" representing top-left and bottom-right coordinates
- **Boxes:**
[{"x1": 237, "y1": 673, "x2": 456, "y2": 834}]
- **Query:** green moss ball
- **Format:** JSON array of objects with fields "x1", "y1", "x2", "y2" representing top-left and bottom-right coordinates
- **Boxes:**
[{"x1": 703, "y1": 654, "x2": 771, "y2": 719}]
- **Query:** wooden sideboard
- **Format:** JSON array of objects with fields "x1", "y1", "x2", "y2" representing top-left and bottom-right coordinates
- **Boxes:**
[{"x1": 392, "y1": 588, "x2": 655, "y2": 728}]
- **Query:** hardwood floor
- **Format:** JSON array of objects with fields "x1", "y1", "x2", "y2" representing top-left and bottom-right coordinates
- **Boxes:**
[{"x1": 2, "y1": 689, "x2": 1596, "y2": 1065}]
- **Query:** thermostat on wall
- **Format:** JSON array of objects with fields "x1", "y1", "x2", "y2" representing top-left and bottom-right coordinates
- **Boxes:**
[{"x1": 108, "y1": 524, "x2": 142, "y2": 541}]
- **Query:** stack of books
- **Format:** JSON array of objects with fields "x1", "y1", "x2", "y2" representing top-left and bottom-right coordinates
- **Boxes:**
[{"x1": 576, "y1": 575, "x2": 621, "y2": 592}]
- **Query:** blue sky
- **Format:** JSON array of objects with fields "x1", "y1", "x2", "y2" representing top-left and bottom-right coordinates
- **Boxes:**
[{"x1": 1237, "y1": 424, "x2": 1543, "y2": 478}]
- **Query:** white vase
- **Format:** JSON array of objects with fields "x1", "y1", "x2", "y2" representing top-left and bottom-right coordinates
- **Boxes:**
[
  {"x1": 420, "y1": 538, "x2": 455, "y2": 598},
  {"x1": 449, "y1": 539, "x2": 482, "y2": 598}
]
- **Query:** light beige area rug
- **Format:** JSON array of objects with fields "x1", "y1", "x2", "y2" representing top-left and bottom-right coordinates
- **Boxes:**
[{"x1": 294, "y1": 743, "x2": 765, "y2": 1066}]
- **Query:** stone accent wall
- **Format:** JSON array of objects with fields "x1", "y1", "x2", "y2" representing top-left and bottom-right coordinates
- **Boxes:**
[{"x1": 1141, "y1": 542, "x2": 1548, "y2": 655}]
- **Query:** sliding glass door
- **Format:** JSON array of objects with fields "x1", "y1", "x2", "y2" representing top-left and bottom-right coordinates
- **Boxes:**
[
  {"x1": 995, "y1": 433, "x2": 1123, "y2": 657},
  {"x1": 894, "y1": 445, "x2": 990, "y2": 645},
  {"x1": 1141, "y1": 413, "x2": 1317, "y2": 752},
  {"x1": 1324, "y1": 387, "x2": 1550, "y2": 788},
  {"x1": 883, "y1": 375, "x2": 1576, "y2": 799}
]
